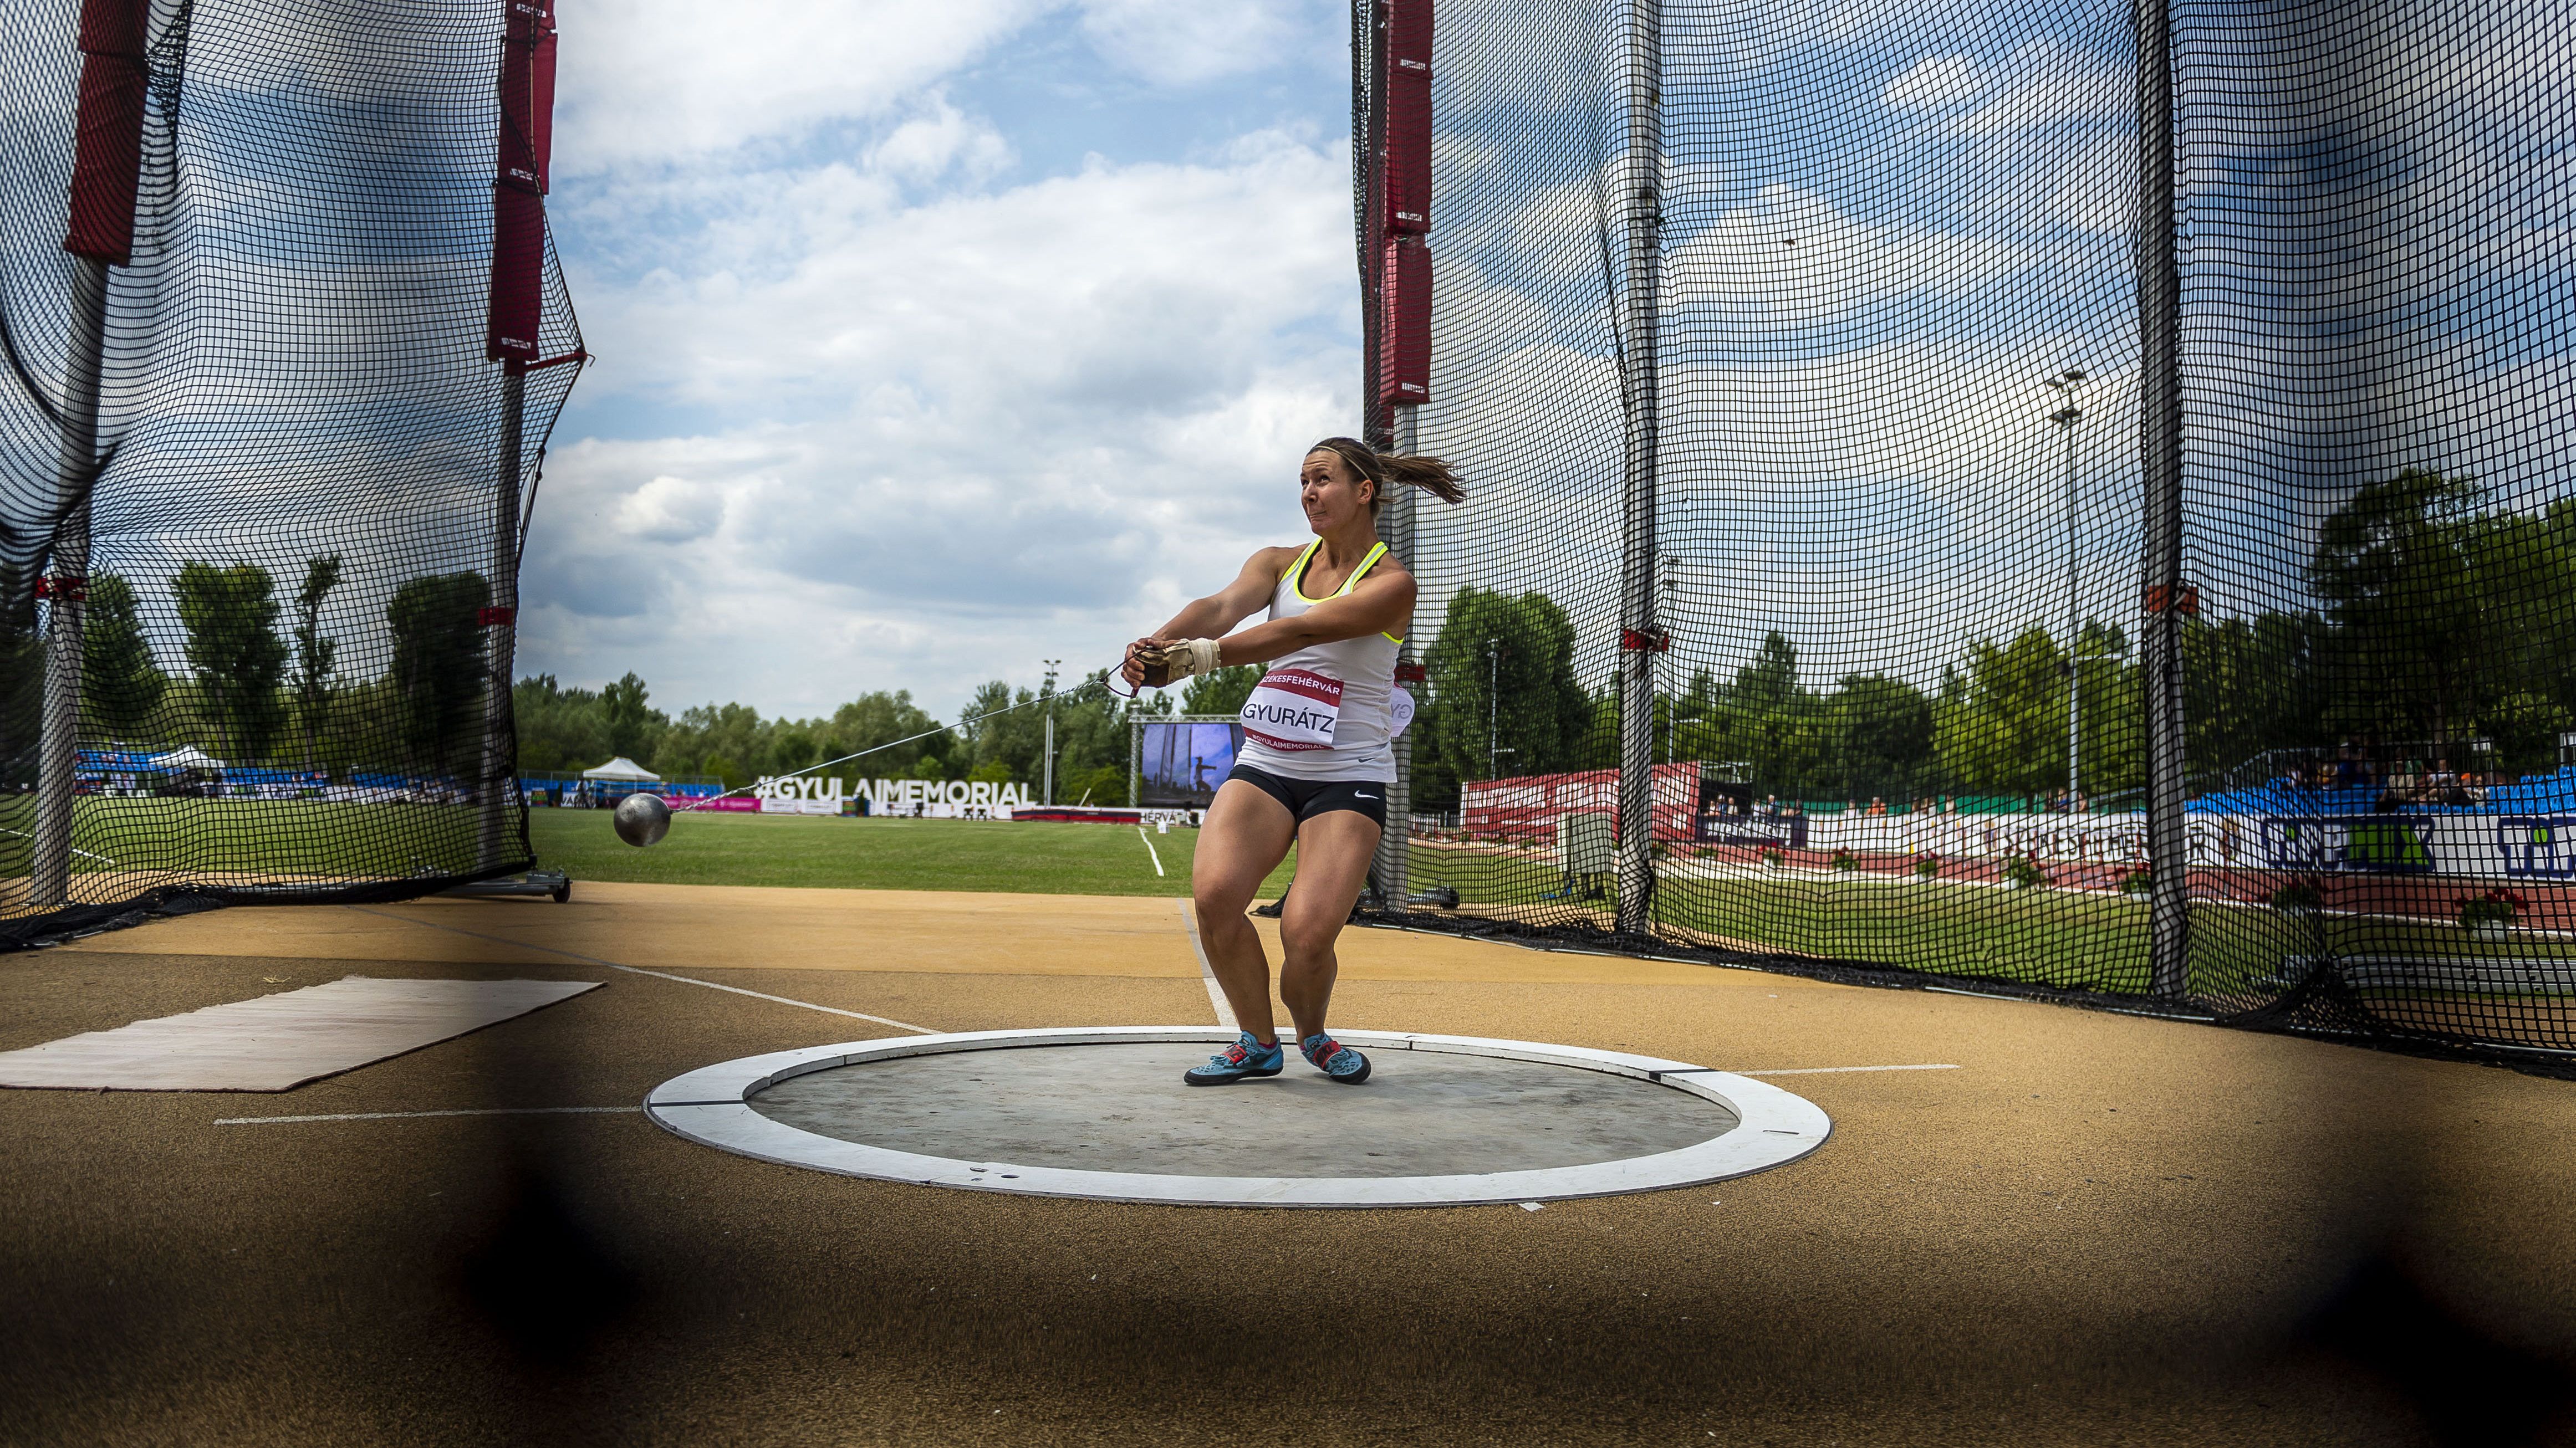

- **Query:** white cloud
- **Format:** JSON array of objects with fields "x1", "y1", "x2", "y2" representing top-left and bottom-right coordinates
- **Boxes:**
[
  {"x1": 613, "y1": 473, "x2": 731, "y2": 544},
  {"x1": 1664, "y1": 183, "x2": 2036, "y2": 330},
  {"x1": 525, "y1": 131, "x2": 1355, "y2": 714},
  {"x1": 554, "y1": 1, "x2": 1332, "y2": 171},
  {"x1": 1077, "y1": 0, "x2": 1318, "y2": 84},
  {"x1": 1883, "y1": 54, "x2": 1987, "y2": 111},
  {"x1": 554, "y1": 0, "x2": 1047, "y2": 168},
  {"x1": 868, "y1": 95, "x2": 1015, "y2": 185},
  {"x1": 1882, "y1": 42, "x2": 2128, "y2": 136}
]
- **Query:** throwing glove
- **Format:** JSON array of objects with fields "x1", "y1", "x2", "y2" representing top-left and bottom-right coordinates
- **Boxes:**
[{"x1": 1133, "y1": 638, "x2": 1222, "y2": 688}]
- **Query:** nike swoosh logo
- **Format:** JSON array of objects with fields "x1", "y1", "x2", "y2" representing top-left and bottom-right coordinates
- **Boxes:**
[{"x1": 1354, "y1": 793, "x2": 1378, "y2": 799}]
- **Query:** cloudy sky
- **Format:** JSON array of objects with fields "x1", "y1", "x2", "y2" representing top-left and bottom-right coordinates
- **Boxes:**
[
  {"x1": 521, "y1": 0, "x2": 1364, "y2": 722},
  {"x1": 35, "y1": 0, "x2": 2532, "y2": 730}
]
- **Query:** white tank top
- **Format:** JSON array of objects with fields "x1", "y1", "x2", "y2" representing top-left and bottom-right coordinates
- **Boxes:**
[{"x1": 1234, "y1": 539, "x2": 1401, "y2": 784}]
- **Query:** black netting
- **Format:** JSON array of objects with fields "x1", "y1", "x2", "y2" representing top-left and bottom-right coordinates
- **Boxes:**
[
  {"x1": 1358, "y1": 0, "x2": 2576, "y2": 1071},
  {"x1": 0, "y1": 0, "x2": 579, "y2": 943}
]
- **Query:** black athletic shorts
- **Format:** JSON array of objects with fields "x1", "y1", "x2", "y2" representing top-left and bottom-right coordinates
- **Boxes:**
[{"x1": 1223, "y1": 764, "x2": 1388, "y2": 828}]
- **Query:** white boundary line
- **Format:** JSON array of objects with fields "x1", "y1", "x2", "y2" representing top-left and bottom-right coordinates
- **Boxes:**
[
  {"x1": 217, "y1": 1106, "x2": 639, "y2": 1125},
  {"x1": 643, "y1": 1026, "x2": 1832, "y2": 1209},
  {"x1": 1730, "y1": 1063, "x2": 1960, "y2": 1077},
  {"x1": 1176, "y1": 898, "x2": 1236, "y2": 1030},
  {"x1": 1136, "y1": 826, "x2": 1165, "y2": 876},
  {"x1": 345, "y1": 906, "x2": 939, "y2": 1034}
]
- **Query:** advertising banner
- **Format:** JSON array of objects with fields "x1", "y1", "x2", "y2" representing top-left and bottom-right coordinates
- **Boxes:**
[
  {"x1": 1139, "y1": 722, "x2": 1241, "y2": 809},
  {"x1": 858, "y1": 777, "x2": 1031, "y2": 818}
]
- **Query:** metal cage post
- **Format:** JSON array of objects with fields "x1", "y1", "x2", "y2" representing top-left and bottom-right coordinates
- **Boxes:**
[
  {"x1": 1615, "y1": 0, "x2": 1662, "y2": 934},
  {"x1": 2136, "y1": 0, "x2": 2190, "y2": 998},
  {"x1": 32, "y1": 256, "x2": 110, "y2": 908}
]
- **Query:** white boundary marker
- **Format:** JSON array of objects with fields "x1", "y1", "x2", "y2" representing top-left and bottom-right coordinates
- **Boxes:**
[
  {"x1": 218, "y1": 1106, "x2": 639, "y2": 1125},
  {"x1": 1732, "y1": 1063, "x2": 1960, "y2": 1076},
  {"x1": 1136, "y1": 826, "x2": 1165, "y2": 876},
  {"x1": 346, "y1": 905, "x2": 938, "y2": 1034},
  {"x1": 644, "y1": 1026, "x2": 1830, "y2": 1209},
  {"x1": 1175, "y1": 899, "x2": 1236, "y2": 1030}
]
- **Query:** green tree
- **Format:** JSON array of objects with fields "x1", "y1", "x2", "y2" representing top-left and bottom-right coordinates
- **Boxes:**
[
  {"x1": 959, "y1": 679, "x2": 1039, "y2": 785},
  {"x1": 513, "y1": 674, "x2": 611, "y2": 774},
  {"x1": 769, "y1": 725, "x2": 818, "y2": 776},
  {"x1": 1420, "y1": 586, "x2": 1591, "y2": 781},
  {"x1": 1934, "y1": 626, "x2": 2067, "y2": 799},
  {"x1": 289, "y1": 554, "x2": 342, "y2": 770},
  {"x1": 1822, "y1": 672, "x2": 1934, "y2": 801},
  {"x1": 174, "y1": 561, "x2": 289, "y2": 764},
  {"x1": 1065, "y1": 762, "x2": 1127, "y2": 805},
  {"x1": 1675, "y1": 632, "x2": 1827, "y2": 796},
  {"x1": 1180, "y1": 664, "x2": 1261, "y2": 716},
  {"x1": 2177, "y1": 611, "x2": 2318, "y2": 782},
  {"x1": 602, "y1": 671, "x2": 654, "y2": 760},
  {"x1": 81, "y1": 572, "x2": 166, "y2": 744},
  {"x1": 0, "y1": 566, "x2": 42, "y2": 786},
  {"x1": 386, "y1": 571, "x2": 489, "y2": 776},
  {"x1": 2308, "y1": 468, "x2": 2497, "y2": 761}
]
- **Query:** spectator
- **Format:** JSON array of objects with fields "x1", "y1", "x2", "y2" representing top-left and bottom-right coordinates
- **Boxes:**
[{"x1": 1866, "y1": 796, "x2": 1887, "y2": 816}]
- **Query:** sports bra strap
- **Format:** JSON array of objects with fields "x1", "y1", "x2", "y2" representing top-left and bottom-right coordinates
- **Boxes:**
[{"x1": 1340, "y1": 541, "x2": 1389, "y2": 594}]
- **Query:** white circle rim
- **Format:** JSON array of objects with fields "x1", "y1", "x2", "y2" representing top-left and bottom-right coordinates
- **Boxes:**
[{"x1": 644, "y1": 1026, "x2": 1832, "y2": 1208}]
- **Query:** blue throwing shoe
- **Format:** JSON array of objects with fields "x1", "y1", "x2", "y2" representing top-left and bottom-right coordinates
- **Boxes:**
[
  {"x1": 1299, "y1": 1032, "x2": 1371, "y2": 1084},
  {"x1": 1184, "y1": 1032, "x2": 1283, "y2": 1086}
]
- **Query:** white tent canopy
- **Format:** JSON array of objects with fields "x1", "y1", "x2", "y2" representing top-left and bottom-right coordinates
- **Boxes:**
[
  {"x1": 580, "y1": 757, "x2": 661, "y2": 782},
  {"x1": 146, "y1": 746, "x2": 225, "y2": 772}
]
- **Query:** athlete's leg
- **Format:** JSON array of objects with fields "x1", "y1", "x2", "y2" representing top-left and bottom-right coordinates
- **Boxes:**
[
  {"x1": 1276, "y1": 806, "x2": 1382, "y2": 1042},
  {"x1": 1191, "y1": 778, "x2": 1299, "y2": 1042}
]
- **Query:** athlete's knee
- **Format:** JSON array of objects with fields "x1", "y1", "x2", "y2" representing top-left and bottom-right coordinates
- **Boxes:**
[
  {"x1": 1193, "y1": 877, "x2": 1253, "y2": 927},
  {"x1": 1278, "y1": 914, "x2": 1340, "y2": 967}
]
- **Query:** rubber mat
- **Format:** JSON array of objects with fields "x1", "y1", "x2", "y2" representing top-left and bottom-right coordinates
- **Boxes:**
[{"x1": 0, "y1": 975, "x2": 600, "y2": 1091}]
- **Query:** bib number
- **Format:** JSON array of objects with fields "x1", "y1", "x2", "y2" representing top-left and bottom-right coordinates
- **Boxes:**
[{"x1": 1239, "y1": 668, "x2": 1343, "y2": 752}]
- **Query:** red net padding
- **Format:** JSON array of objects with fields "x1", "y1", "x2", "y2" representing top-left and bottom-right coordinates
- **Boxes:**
[
  {"x1": 1378, "y1": 234, "x2": 1430, "y2": 405},
  {"x1": 487, "y1": 0, "x2": 554, "y2": 363},
  {"x1": 1381, "y1": 0, "x2": 1431, "y2": 234},
  {"x1": 64, "y1": 0, "x2": 149, "y2": 264},
  {"x1": 1460, "y1": 766, "x2": 1701, "y2": 844}
]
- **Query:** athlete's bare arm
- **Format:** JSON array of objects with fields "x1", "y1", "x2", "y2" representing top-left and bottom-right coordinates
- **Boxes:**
[
  {"x1": 1149, "y1": 547, "x2": 1299, "y2": 642},
  {"x1": 1122, "y1": 547, "x2": 1415, "y2": 686},
  {"x1": 1122, "y1": 547, "x2": 1299, "y2": 686},
  {"x1": 1213, "y1": 560, "x2": 1413, "y2": 667}
]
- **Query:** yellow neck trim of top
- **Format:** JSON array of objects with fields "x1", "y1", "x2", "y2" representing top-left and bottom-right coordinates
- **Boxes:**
[{"x1": 1290, "y1": 539, "x2": 1388, "y2": 606}]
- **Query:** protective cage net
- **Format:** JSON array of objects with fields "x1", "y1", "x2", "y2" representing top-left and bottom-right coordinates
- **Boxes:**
[
  {"x1": 1357, "y1": 0, "x2": 2576, "y2": 1069},
  {"x1": 0, "y1": 0, "x2": 579, "y2": 943}
]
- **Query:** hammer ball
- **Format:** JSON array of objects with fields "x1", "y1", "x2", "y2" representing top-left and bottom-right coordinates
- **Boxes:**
[{"x1": 613, "y1": 792, "x2": 671, "y2": 847}]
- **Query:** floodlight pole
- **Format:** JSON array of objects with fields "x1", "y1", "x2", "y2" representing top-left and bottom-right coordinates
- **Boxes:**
[
  {"x1": 31, "y1": 257, "x2": 110, "y2": 908},
  {"x1": 1373, "y1": 404, "x2": 1419, "y2": 908},
  {"x1": 2136, "y1": 0, "x2": 2190, "y2": 997},
  {"x1": 1615, "y1": 0, "x2": 1663, "y2": 935},
  {"x1": 2048, "y1": 375, "x2": 2084, "y2": 804},
  {"x1": 1042, "y1": 659, "x2": 1060, "y2": 807}
]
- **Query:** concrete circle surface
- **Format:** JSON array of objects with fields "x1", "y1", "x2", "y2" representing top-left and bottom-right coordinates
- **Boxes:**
[{"x1": 645, "y1": 1027, "x2": 1832, "y2": 1208}]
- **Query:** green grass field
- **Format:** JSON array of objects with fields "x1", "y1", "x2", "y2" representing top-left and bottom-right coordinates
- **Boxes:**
[
  {"x1": 1394, "y1": 843, "x2": 2576, "y2": 996},
  {"x1": 529, "y1": 808, "x2": 1298, "y2": 898},
  {"x1": 0, "y1": 795, "x2": 491, "y2": 879},
  {"x1": 14, "y1": 797, "x2": 2559, "y2": 1007}
]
